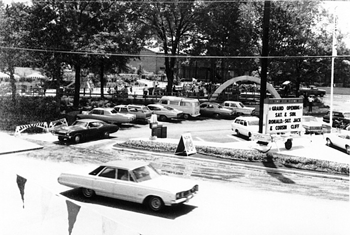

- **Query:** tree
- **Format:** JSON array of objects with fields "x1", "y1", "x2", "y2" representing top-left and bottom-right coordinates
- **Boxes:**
[
  {"x1": 0, "y1": 3, "x2": 29, "y2": 102},
  {"x1": 136, "y1": 1, "x2": 200, "y2": 94}
]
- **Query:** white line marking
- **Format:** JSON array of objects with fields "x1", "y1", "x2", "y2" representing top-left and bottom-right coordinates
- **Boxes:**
[
  {"x1": 196, "y1": 137, "x2": 206, "y2": 142},
  {"x1": 227, "y1": 134, "x2": 243, "y2": 142}
]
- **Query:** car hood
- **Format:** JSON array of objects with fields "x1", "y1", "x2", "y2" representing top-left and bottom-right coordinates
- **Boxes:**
[{"x1": 139, "y1": 175, "x2": 196, "y2": 193}]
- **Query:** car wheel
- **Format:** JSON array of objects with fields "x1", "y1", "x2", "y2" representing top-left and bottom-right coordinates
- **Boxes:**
[
  {"x1": 248, "y1": 132, "x2": 252, "y2": 139},
  {"x1": 103, "y1": 131, "x2": 109, "y2": 138},
  {"x1": 235, "y1": 129, "x2": 240, "y2": 136},
  {"x1": 74, "y1": 135, "x2": 82, "y2": 144},
  {"x1": 58, "y1": 137, "x2": 64, "y2": 142},
  {"x1": 183, "y1": 113, "x2": 190, "y2": 120},
  {"x1": 326, "y1": 138, "x2": 332, "y2": 147},
  {"x1": 159, "y1": 115, "x2": 167, "y2": 122},
  {"x1": 213, "y1": 113, "x2": 220, "y2": 119},
  {"x1": 147, "y1": 196, "x2": 164, "y2": 212},
  {"x1": 81, "y1": 188, "x2": 95, "y2": 198}
]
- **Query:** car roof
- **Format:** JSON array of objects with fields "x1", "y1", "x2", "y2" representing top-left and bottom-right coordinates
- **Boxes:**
[
  {"x1": 93, "y1": 107, "x2": 114, "y2": 111},
  {"x1": 75, "y1": 119, "x2": 104, "y2": 123},
  {"x1": 102, "y1": 160, "x2": 148, "y2": 170},
  {"x1": 234, "y1": 116, "x2": 259, "y2": 121}
]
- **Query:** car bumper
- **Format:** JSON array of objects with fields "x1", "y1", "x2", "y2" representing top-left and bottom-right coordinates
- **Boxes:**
[{"x1": 170, "y1": 193, "x2": 196, "y2": 206}]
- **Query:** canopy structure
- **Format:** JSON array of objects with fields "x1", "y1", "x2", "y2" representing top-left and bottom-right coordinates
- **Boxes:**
[
  {"x1": 26, "y1": 72, "x2": 46, "y2": 80},
  {"x1": 0, "y1": 71, "x2": 10, "y2": 79}
]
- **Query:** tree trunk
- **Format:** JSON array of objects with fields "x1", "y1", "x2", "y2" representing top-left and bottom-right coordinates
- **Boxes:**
[
  {"x1": 73, "y1": 64, "x2": 81, "y2": 109},
  {"x1": 100, "y1": 60, "x2": 104, "y2": 99}
]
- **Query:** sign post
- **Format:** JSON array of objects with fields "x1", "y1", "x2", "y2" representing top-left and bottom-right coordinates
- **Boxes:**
[{"x1": 175, "y1": 133, "x2": 197, "y2": 156}]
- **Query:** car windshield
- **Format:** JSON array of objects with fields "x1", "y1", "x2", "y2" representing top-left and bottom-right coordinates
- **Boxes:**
[
  {"x1": 303, "y1": 116, "x2": 317, "y2": 122},
  {"x1": 72, "y1": 120, "x2": 88, "y2": 127},
  {"x1": 238, "y1": 102, "x2": 245, "y2": 108},
  {"x1": 110, "y1": 109, "x2": 118, "y2": 114},
  {"x1": 132, "y1": 164, "x2": 160, "y2": 182},
  {"x1": 344, "y1": 113, "x2": 350, "y2": 118}
]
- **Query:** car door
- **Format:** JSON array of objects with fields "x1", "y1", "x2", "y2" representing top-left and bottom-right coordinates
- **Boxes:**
[
  {"x1": 86, "y1": 121, "x2": 101, "y2": 138},
  {"x1": 94, "y1": 167, "x2": 118, "y2": 198},
  {"x1": 200, "y1": 103, "x2": 209, "y2": 116},
  {"x1": 113, "y1": 168, "x2": 137, "y2": 202}
]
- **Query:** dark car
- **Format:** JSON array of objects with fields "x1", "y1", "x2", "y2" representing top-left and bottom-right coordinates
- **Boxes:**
[
  {"x1": 299, "y1": 85, "x2": 326, "y2": 97},
  {"x1": 323, "y1": 111, "x2": 350, "y2": 128},
  {"x1": 51, "y1": 119, "x2": 119, "y2": 143},
  {"x1": 200, "y1": 102, "x2": 235, "y2": 119}
]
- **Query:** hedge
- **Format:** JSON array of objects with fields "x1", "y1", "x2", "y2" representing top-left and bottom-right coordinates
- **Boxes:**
[{"x1": 119, "y1": 139, "x2": 349, "y2": 176}]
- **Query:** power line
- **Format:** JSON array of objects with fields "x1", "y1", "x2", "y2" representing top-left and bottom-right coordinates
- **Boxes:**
[{"x1": 1, "y1": 45, "x2": 350, "y2": 59}]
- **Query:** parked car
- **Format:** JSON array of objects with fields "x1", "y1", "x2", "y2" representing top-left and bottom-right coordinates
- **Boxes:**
[
  {"x1": 299, "y1": 85, "x2": 326, "y2": 97},
  {"x1": 323, "y1": 110, "x2": 350, "y2": 128},
  {"x1": 58, "y1": 160, "x2": 199, "y2": 212},
  {"x1": 199, "y1": 102, "x2": 235, "y2": 119},
  {"x1": 231, "y1": 116, "x2": 260, "y2": 139},
  {"x1": 77, "y1": 107, "x2": 136, "y2": 124},
  {"x1": 302, "y1": 116, "x2": 323, "y2": 134},
  {"x1": 147, "y1": 104, "x2": 183, "y2": 121},
  {"x1": 325, "y1": 133, "x2": 350, "y2": 155},
  {"x1": 222, "y1": 101, "x2": 255, "y2": 116},
  {"x1": 114, "y1": 104, "x2": 152, "y2": 123},
  {"x1": 159, "y1": 96, "x2": 200, "y2": 119},
  {"x1": 51, "y1": 119, "x2": 119, "y2": 143}
]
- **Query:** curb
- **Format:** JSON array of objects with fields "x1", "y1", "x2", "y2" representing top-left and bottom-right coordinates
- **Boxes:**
[{"x1": 112, "y1": 145, "x2": 349, "y2": 181}]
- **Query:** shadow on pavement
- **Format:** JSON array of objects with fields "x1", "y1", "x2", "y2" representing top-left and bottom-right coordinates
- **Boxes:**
[
  {"x1": 262, "y1": 158, "x2": 296, "y2": 184},
  {"x1": 60, "y1": 188, "x2": 197, "y2": 219}
]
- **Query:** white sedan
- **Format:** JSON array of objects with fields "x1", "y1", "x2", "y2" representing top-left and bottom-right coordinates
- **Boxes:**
[
  {"x1": 58, "y1": 161, "x2": 198, "y2": 212},
  {"x1": 231, "y1": 116, "x2": 259, "y2": 139},
  {"x1": 325, "y1": 133, "x2": 350, "y2": 155}
]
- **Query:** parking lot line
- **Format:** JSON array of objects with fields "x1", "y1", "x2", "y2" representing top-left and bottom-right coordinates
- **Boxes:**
[{"x1": 227, "y1": 134, "x2": 243, "y2": 142}]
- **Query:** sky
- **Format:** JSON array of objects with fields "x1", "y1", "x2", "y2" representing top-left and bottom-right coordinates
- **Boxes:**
[{"x1": 2, "y1": 0, "x2": 350, "y2": 47}]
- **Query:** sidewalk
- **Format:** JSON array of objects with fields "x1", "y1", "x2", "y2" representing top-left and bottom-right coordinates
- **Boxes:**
[{"x1": 0, "y1": 132, "x2": 43, "y2": 155}]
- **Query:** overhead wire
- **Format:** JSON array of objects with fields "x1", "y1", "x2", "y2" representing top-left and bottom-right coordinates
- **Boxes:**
[{"x1": 1, "y1": 45, "x2": 350, "y2": 59}]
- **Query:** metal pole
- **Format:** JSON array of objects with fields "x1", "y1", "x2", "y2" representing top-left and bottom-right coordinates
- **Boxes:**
[
  {"x1": 259, "y1": 1, "x2": 270, "y2": 133},
  {"x1": 330, "y1": 7, "x2": 337, "y2": 133}
]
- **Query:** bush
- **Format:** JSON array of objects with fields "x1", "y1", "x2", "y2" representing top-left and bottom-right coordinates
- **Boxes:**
[{"x1": 0, "y1": 96, "x2": 62, "y2": 131}]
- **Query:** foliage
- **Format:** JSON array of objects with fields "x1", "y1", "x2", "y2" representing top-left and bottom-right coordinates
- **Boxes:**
[{"x1": 0, "y1": 96, "x2": 61, "y2": 131}]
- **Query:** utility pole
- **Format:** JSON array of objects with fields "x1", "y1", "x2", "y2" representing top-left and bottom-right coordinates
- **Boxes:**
[{"x1": 259, "y1": 1, "x2": 271, "y2": 133}]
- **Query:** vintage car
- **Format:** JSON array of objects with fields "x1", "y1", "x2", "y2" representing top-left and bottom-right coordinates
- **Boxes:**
[
  {"x1": 325, "y1": 133, "x2": 350, "y2": 155},
  {"x1": 231, "y1": 116, "x2": 259, "y2": 139},
  {"x1": 51, "y1": 119, "x2": 119, "y2": 143},
  {"x1": 114, "y1": 104, "x2": 152, "y2": 123},
  {"x1": 147, "y1": 104, "x2": 183, "y2": 121},
  {"x1": 302, "y1": 116, "x2": 323, "y2": 134},
  {"x1": 299, "y1": 85, "x2": 326, "y2": 97},
  {"x1": 323, "y1": 110, "x2": 350, "y2": 128},
  {"x1": 222, "y1": 101, "x2": 255, "y2": 116},
  {"x1": 199, "y1": 102, "x2": 235, "y2": 119},
  {"x1": 77, "y1": 107, "x2": 136, "y2": 124},
  {"x1": 58, "y1": 161, "x2": 199, "y2": 212}
]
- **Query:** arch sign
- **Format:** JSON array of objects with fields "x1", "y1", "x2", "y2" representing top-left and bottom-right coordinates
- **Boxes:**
[{"x1": 209, "y1": 75, "x2": 281, "y2": 101}]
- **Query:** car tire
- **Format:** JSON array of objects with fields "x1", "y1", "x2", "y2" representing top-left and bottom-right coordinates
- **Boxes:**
[
  {"x1": 147, "y1": 196, "x2": 164, "y2": 212},
  {"x1": 103, "y1": 131, "x2": 109, "y2": 138},
  {"x1": 159, "y1": 115, "x2": 167, "y2": 122},
  {"x1": 74, "y1": 135, "x2": 82, "y2": 144},
  {"x1": 248, "y1": 132, "x2": 252, "y2": 139},
  {"x1": 213, "y1": 113, "x2": 220, "y2": 119},
  {"x1": 326, "y1": 138, "x2": 332, "y2": 147},
  {"x1": 235, "y1": 129, "x2": 240, "y2": 136},
  {"x1": 81, "y1": 188, "x2": 95, "y2": 198},
  {"x1": 183, "y1": 114, "x2": 190, "y2": 120},
  {"x1": 58, "y1": 137, "x2": 64, "y2": 142}
]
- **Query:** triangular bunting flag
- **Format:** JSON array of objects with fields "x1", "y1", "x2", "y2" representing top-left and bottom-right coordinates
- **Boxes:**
[
  {"x1": 16, "y1": 174, "x2": 27, "y2": 208},
  {"x1": 66, "y1": 200, "x2": 81, "y2": 235}
]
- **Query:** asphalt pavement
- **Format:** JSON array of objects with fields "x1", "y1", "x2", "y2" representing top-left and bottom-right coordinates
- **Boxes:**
[{"x1": 1, "y1": 130, "x2": 349, "y2": 165}]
